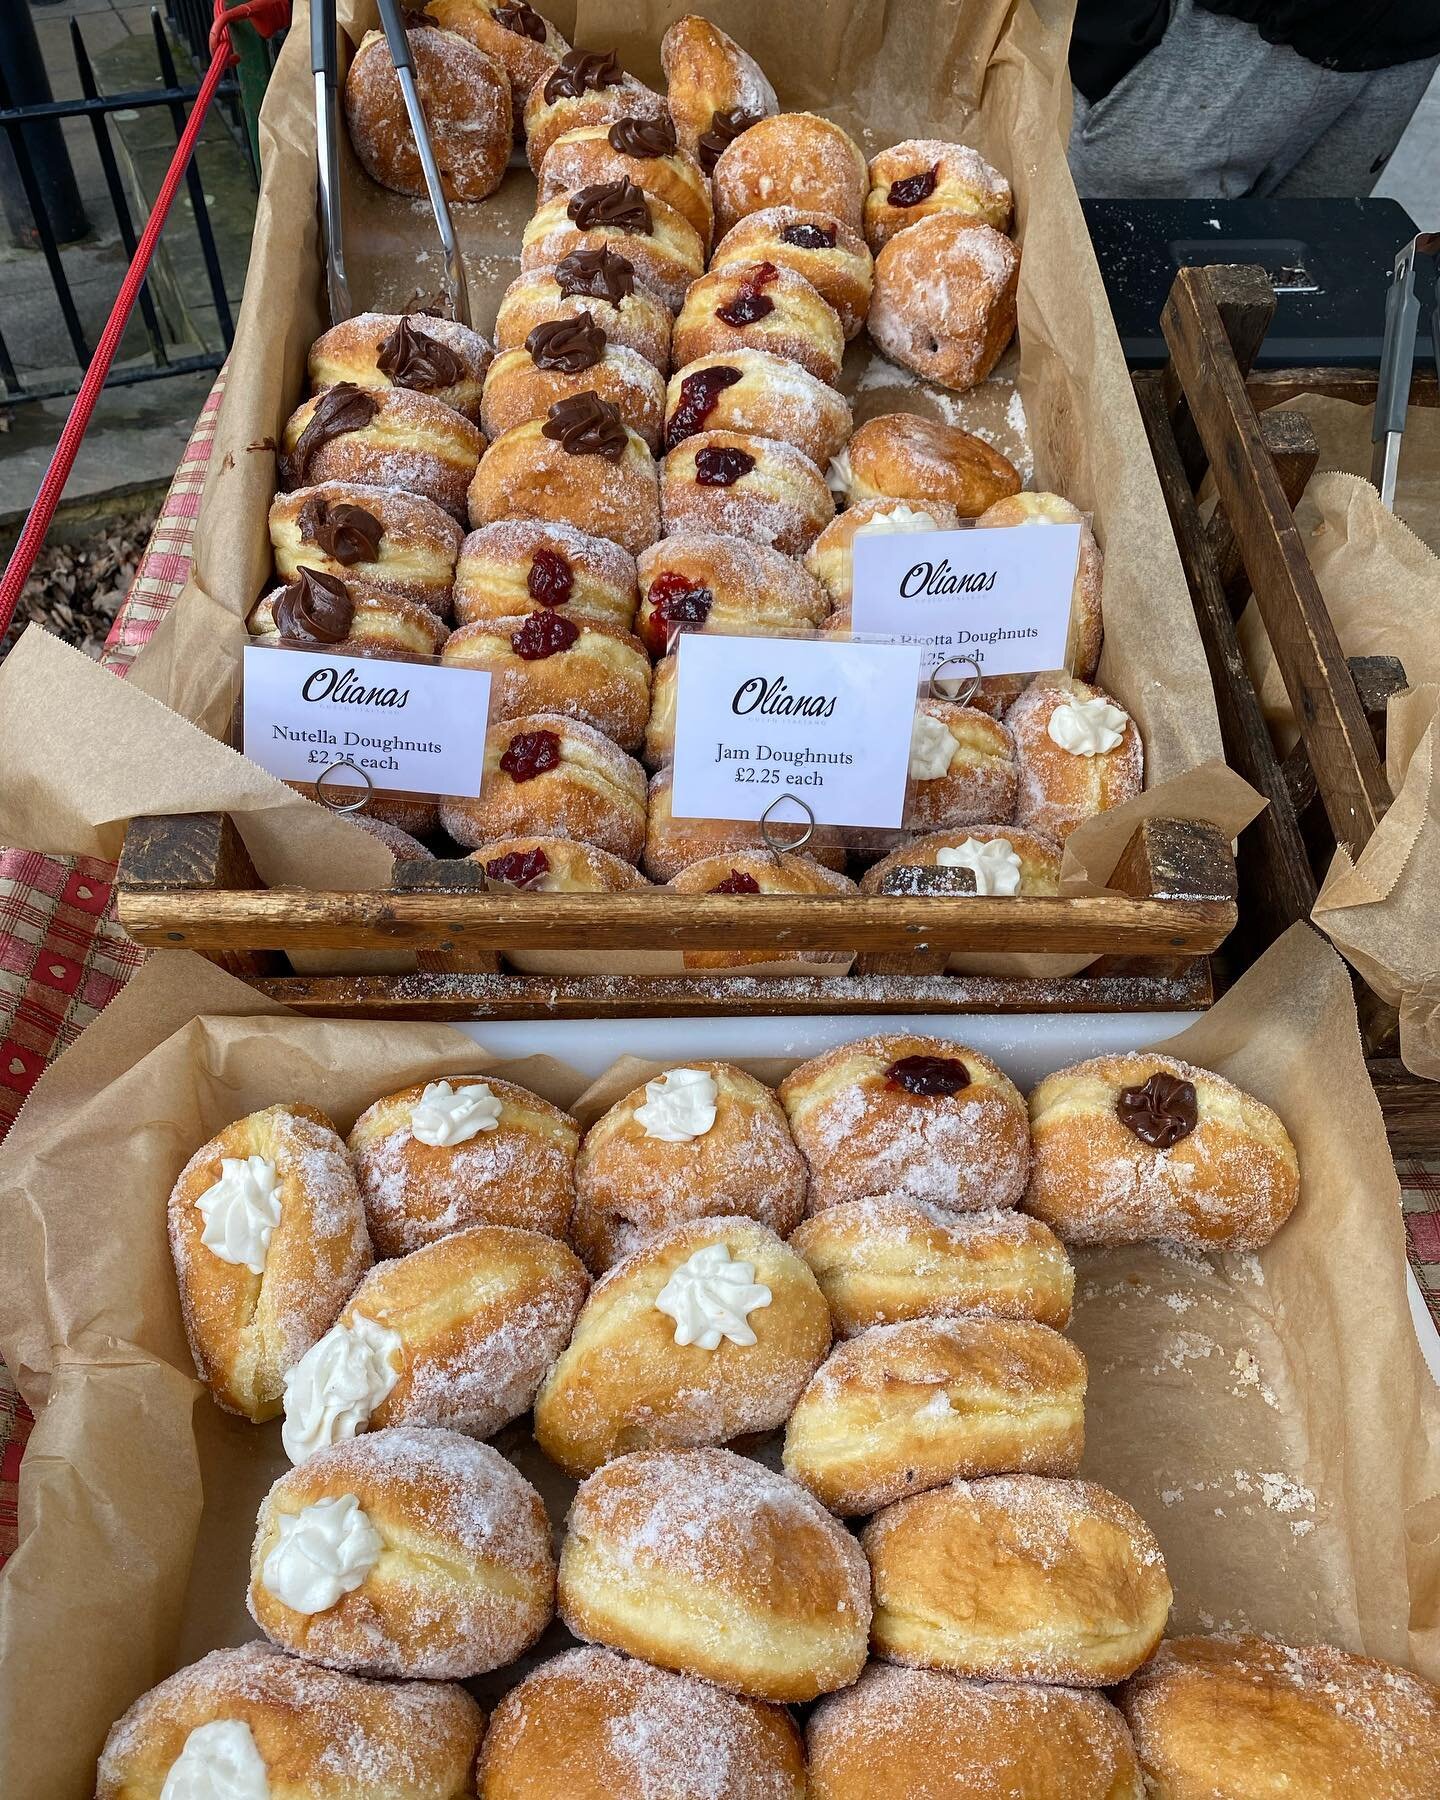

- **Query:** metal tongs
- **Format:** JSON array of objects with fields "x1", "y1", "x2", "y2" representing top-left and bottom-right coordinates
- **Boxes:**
[
  {"x1": 312, "y1": 0, "x2": 472, "y2": 326},
  {"x1": 1370, "y1": 231, "x2": 1439, "y2": 509}
]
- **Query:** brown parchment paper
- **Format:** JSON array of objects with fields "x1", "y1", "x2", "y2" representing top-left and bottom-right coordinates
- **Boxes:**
[{"x1": 2, "y1": 925, "x2": 1438, "y2": 1796}]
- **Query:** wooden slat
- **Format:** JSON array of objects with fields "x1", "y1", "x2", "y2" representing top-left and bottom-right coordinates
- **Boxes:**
[
  {"x1": 1162, "y1": 263, "x2": 1275, "y2": 486},
  {"x1": 1209, "y1": 407, "x2": 1318, "y2": 616},
  {"x1": 856, "y1": 864, "x2": 976, "y2": 977},
  {"x1": 391, "y1": 859, "x2": 501, "y2": 976},
  {"x1": 1369, "y1": 1057, "x2": 1440, "y2": 1157},
  {"x1": 1090, "y1": 816, "x2": 1234, "y2": 981},
  {"x1": 116, "y1": 813, "x2": 284, "y2": 979},
  {"x1": 1247, "y1": 367, "x2": 1438, "y2": 412}
]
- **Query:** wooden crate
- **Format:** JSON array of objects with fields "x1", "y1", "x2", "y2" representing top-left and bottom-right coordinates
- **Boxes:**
[{"x1": 1136, "y1": 261, "x2": 1438, "y2": 1153}]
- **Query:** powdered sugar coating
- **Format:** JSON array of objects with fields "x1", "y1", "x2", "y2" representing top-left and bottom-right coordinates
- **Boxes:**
[
  {"x1": 661, "y1": 431, "x2": 834, "y2": 555},
  {"x1": 865, "y1": 140, "x2": 1014, "y2": 249},
  {"x1": 522, "y1": 67, "x2": 668, "y2": 174},
  {"x1": 869, "y1": 214, "x2": 1020, "y2": 393},
  {"x1": 269, "y1": 481, "x2": 463, "y2": 615},
  {"x1": 710, "y1": 112, "x2": 868, "y2": 237},
  {"x1": 344, "y1": 28, "x2": 511, "y2": 203},
  {"x1": 466, "y1": 419, "x2": 660, "y2": 557},
  {"x1": 495, "y1": 267, "x2": 674, "y2": 375},
  {"x1": 660, "y1": 15, "x2": 780, "y2": 159},
  {"x1": 1006, "y1": 676, "x2": 1143, "y2": 844},
  {"x1": 665, "y1": 349, "x2": 852, "y2": 467},
  {"x1": 710, "y1": 207, "x2": 873, "y2": 340},
  {"x1": 481, "y1": 342, "x2": 668, "y2": 452},
  {"x1": 280, "y1": 387, "x2": 484, "y2": 523},
  {"x1": 637, "y1": 530, "x2": 830, "y2": 651},
  {"x1": 454, "y1": 517, "x2": 639, "y2": 629},
  {"x1": 673, "y1": 264, "x2": 845, "y2": 387}
]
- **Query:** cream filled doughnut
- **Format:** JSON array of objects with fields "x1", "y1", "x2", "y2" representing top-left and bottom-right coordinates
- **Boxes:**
[
  {"x1": 270, "y1": 482, "x2": 462, "y2": 619},
  {"x1": 660, "y1": 15, "x2": 778, "y2": 163},
  {"x1": 978, "y1": 491, "x2": 1104, "y2": 681},
  {"x1": 868, "y1": 213, "x2": 1020, "y2": 392},
  {"x1": 466, "y1": 406, "x2": 660, "y2": 556},
  {"x1": 308, "y1": 311, "x2": 492, "y2": 424},
  {"x1": 665, "y1": 348, "x2": 852, "y2": 467},
  {"x1": 442, "y1": 613, "x2": 651, "y2": 751},
  {"x1": 864, "y1": 139, "x2": 1014, "y2": 249},
  {"x1": 672, "y1": 262, "x2": 845, "y2": 387},
  {"x1": 804, "y1": 497, "x2": 963, "y2": 609},
  {"x1": 711, "y1": 112, "x2": 868, "y2": 237},
  {"x1": 496, "y1": 255, "x2": 673, "y2": 374},
  {"x1": 661, "y1": 429, "x2": 833, "y2": 555},
  {"x1": 711, "y1": 207, "x2": 873, "y2": 340},
  {"x1": 453, "y1": 517, "x2": 638, "y2": 630},
  {"x1": 344, "y1": 26, "x2": 510, "y2": 202},
  {"x1": 861, "y1": 826, "x2": 1062, "y2": 902},
  {"x1": 280, "y1": 384, "x2": 484, "y2": 523},
  {"x1": 905, "y1": 700, "x2": 1019, "y2": 833},
  {"x1": 1006, "y1": 676, "x2": 1143, "y2": 843}
]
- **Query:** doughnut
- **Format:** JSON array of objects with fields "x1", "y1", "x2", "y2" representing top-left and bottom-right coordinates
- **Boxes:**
[
  {"x1": 660, "y1": 15, "x2": 778, "y2": 164},
  {"x1": 535, "y1": 1215, "x2": 831, "y2": 1472},
  {"x1": 522, "y1": 49, "x2": 667, "y2": 173},
  {"x1": 1120, "y1": 1634, "x2": 1440, "y2": 1799},
  {"x1": 666, "y1": 852, "x2": 859, "y2": 967},
  {"x1": 661, "y1": 429, "x2": 834, "y2": 554},
  {"x1": 466, "y1": 406, "x2": 659, "y2": 556},
  {"x1": 665, "y1": 349, "x2": 852, "y2": 467},
  {"x1": 868, "y1": 213, "x2": 1020, "y2": 392},
  {"x1": 828, "y1": 411, "x2": 1020, "y2": 515},
  {"x1": 807, "y1": 1664, "x2": 1146, "y2": 1800},
  {"x1": 863, "y1": 1474, "x2": 1173, "y2": 1683},
  {"x1": 711, "y1": 207, "x2": 873, "y2": 340},
  {"x1": 469, "y1": 834, "x2": 651, "y2": 891},
  {"x1": 1006, "y1": 676, "x2": 1143, "y2": 842},
  {"x1": 248, "y1": 1426, "x2": 554, "y2": 1679},
  {"x1": 270, "y1": 482, "x2": 463, "y2": 618},
  {"x1": 789, "y1": 1195, "x2": 1074, "y2": 1336},
  {"x1": 642, "y1": 765, "x2": 847, "y2": 882},
  {"x1": 344, "y1": 26, "x2": 510, "y2": 202},
  {"x1": 558, "y1": 1447, "x2": 871, "y2": 1700},
  {"x1": 477, "y1": 1646, "x2": 806, "y2": 1800},
  {"x1": 711, "y1": 112, "x2": 868, "y2": 238},
  {"x1": 440, "y1": 712, "x2": 648, "y2": 858},
  {"x1": 804, "y1": 496, "x2": 961, "y2": 608},
  {"x1": 354, "y1": 814, "x2": 434, "y2": 860},
  {"x1": 442, "y1": 614, "x2": 651, "y2": 750},
  {"x1": 571, "y1": 1061, "x2": 808, "y2": 1271},
  {"x1": 248, "y1": 575, "x2": 448, "y2": 658},
  {"x1": 1024, "y1": 1052, "x2": 1300, "y2": 1249},
  {"x1": 864, "y1": 139, "x2": 1014, "y2": 250},
  {"x1": 167, "y1": 1103, "x2": 370, "y2": 1422},
  {"x1": 481, "y1": 326, "x2": 666, "y2": 451},
  {"x1": 308, "y1": 311, "x2": 492, "y2": 424},
  {"x1": 280, "y1": 1223, "x2": 588, "y2": 1461},
  {"x1": 496, "y1": 256, "x2": 673, "y2": 374},
  {"x1": 673, "y1": 264, "x2": 844, "y2": 389},
  {"x1": 96, "y1": 1642, "x2": 485, "y2": 1800},
  {"x1": 281, "y1": 384, "x2": 484, "y2": 523},
  {"x1": 347, "y1": 1073, "x2": 579, "y2": 1255},
  {"x1": 905, "y1": 699, "x2": 1018, "y2": 832},
  {"x1": 521, "y1": 187, "x2": 705, "y2": 315},
  {"x1": 539, "y1": 118, "x2": 713, "y2": 247},
  {"x1": 637, "y1": 530, "x2": 830, "y2": 658},
  {"x1": 778, "y1": 1032, "x2": 1032, "y2": 1214},
  {"x1": 453, "y1": 517, "x2": 638, "y2": 629},
  {"x1": 421, "y1": 0, "x2": 567, "y2": 114},
  {"x1": 979, "y1": 490, "x2": 1104, "y2": 680}
]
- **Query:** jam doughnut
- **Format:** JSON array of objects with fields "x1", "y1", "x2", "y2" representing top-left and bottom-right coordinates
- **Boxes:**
[
  {"x1": 468, "y1": 835, "x2": 651, "y2": 891},
  {"x1": 481, "y1": 323, "x2": 667, "y2": 450},
  {"x1": 664, "y1": 349, "x2": 852, "y2": 472},
  {"x1": 344, "y1": 26, "x2": 510, "y2": 202},
  {"x1": 661, "y1": 429, "x2": 833, "y2": 555},
  {"x1": 522, "y1": 187, "x2": 705, "y2": 315},
  {"x1": 672, "y1": 262, "x2": 845, "y2": 387},
  {"x1": 864, "y1": 139, "x2": 1014, "y2": 250},
  {"x1": 454, "y1": 518, "x2": 637, "y2": 630},
  {"x1": 710, "y1": 112, "x2": 868, "y2": 238},
  {"x1": 710, "y1": 206, "x2": 874, "y2": 340},
  {"x1": 660, "y1": 15, "x2": 778, "y2": 163},
  {"x1": 869, "y1": 213, "x2": 1020, "y2": 392},
  {"x1": 905, "y1": 699, "x2": 1018, "y2": 833},
  {"x1": 667, "y1": 852, "x2": 859, "y2": 970},
  {"x1": 442, "y1": 614, "x2": 651, "y2": 750},
  {"x1": 804, "y1": 497, "x2": 962, "y2": 608},
  {"x1": 308, "y1": 311, "x2": 492, "y2": 425},
  {"x1": 270, "y1": 482, "x2": 462, "y2": 618},
  {"x1": 280, "y1": 384, "x2": 485, "y2": 523},
  {"x1": 466, "y1": 402, "x2": 660, "y2": 556},
  {"x1": 248, "y1": 576, "x2": 448, "y2": 659},
  {"x1": 828, "y1": 411, "x2": 1020, "y2": 515},
  {"x1": 421, "y1": 0, "x2": 567, "y2": 114},
  {"x1": 643, "y1": 767, "x2": 847, "y2": 882},
  {"x1": 636, "y1": 530, "x2": 830, "y2": 658},
  {"x1": 440, "y1": 712, "x2": 648, "y2": 859},
  {"x1": 978, "y1": 491, "x2": 1104, "y2": 681},
  {"x1": 496, "y1": 256, "x2": 673, "y2": 374},
  {"x1": 1006, "y1": 676, "x2": 1142, "y2": 843},
  {"x1": 862, "y1": 825, "x2": 1061, "y2": 899},
  {"x1": 539, "y1": 118, "x2": 712, "y2": 248},
  {"x1": 522, "y1": 48, "x2": 666, "y2": 173}
]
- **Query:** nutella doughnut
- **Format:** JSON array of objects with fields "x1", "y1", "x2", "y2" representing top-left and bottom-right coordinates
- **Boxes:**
[
  {"x1": 711, "y1": 112, "x2": 868, "y2": 238},
  {"x1": 661, "y1": 429, "x2": 834, "y2": 555},
  {"x1": 805, "y1": 497, "x2": 962, "y2": 609},
  {"x1": 667, "y1": 851, "x2": 859, "y2": 968},
  {"x1": 522, "y1": 49, "x2": 667, "y2": 172},
  {"x1": 281, "y1": 384, "x2": 484, "y2": 523},
  {"x1": 665, "y1": 349, "x2": 852, "y2": 468},
  {"x1": 344, "y1": 26, "x2": 510, "y2": 202},
  {"x1": 979, "y1": 491, "x2": 1104, "y2": 681},
  {"x1": 442, "y1": 614, "x2": 651, "y2": 750},
  {"x1": 828, "y1": 411, "x2": 1020, "y2": 516},
  {"x1": 308, "y1": 311, "x2": 492, "y2": 425},
  {"x1": 496, "y1": 254, "x2": 673, "y2": 374},
  {"x1": 643, "y1": 765, "x2": 847, "y2": 881},
  {"x1": 522, "y1": 186, "x2": 705, "y2": 315},
  {"x1": 539, "y1": 117, "x2": 713, "y2": 247},
  {"x1": 711, "y1": 207, "x2": 873, "y2": 340},
  {"x1": 636, "y1": 530, "x2": 830, "y2": 658},
  {"x1": 673, "y1": 262, "x2": 845, "y2": 387},
  {"x1": 1025, "y1": 1052, "x2": 1300, "y2": 1250},
  {"x1": 865, "y1": 139, "x2": 1014, "y2": 250},
  {"x1": 905, "y1": 699, "x2": 1018, "y2": 832},
  {"x1": 779, "y1": 1032, "x2": 1032, "y2": 1213},
  {"x1": 869, "y1": 213, "x2": 1020, "y2": 392},
  {"x1": 1006, "y1": 676, "x2": 1142, "y2": 842},
  {"x1": 469, "y1": 834, "x2": 651, "y2": 891},
  {"x1": 454, "y1": 518, "x2": 638, "y2": 629},
  {"x1": 421, "y1": 0, "x2": 567, "y2": 113},
  {"x1": 270, "y1": 482, "x2": 462, "y2": 618},
  {"x1": 441, "y1": 712, "x2": 648, "y2": 859},
  {"x1": 249, "y1": 574, "x2": 448, "y2": 659},
  {"x1": 466, "y1": 403, "x2": 660, "y2": 556},
  {"x1": 481, "y1": 321, "x2": 666, "y2": 450},
  {"x1": 660, "y1": 15, "x2": 778, "y2": 163}
]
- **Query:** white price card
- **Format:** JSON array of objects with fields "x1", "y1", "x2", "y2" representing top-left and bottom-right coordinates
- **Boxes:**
[
  {"x1": 242, "y1": 644, "x2": 491, "y2": 798},
  {"x1": 851, "y1": 522, "x2": 1082, "y2": 679},
  {"x1": 669, "y1": 633, "x2": 923, "y2": 830}
]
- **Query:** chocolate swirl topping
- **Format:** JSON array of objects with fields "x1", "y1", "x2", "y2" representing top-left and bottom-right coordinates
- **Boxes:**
[
  {"x1": 1116, "y1": 1072, "x2": 1198, "y2": 1149},
  {"x1": 698, "y1": 106, "x2": 759, "y2": 174},
  {"x1": 289, "y1": 383, "x2": 379, "y2": 483},
  {"x1": 607, "y1": 114, "x2": 677, "y2": 159},
  {"x1": 493, "y1": 0, "x2": 546, "y2": 42},
  {"x1": 554, "y1": 244, "x2": 635, "y2": 304},
  {"x1": 543, "y1": 47, "x2": 623, "y2": 103},
  {"x1": 541, "y1": 390, "x2": 629, "y2": 460},
  {"x1": 273, "y1": 567, "x2": 355, "y2": 644},
  {"x1": 526, "y1": 312, "x2": 606, "y2": 373},
  {"x1": 375, "y1": 316, "x2": 465, "y2": 391},
  {"x1": 295, "y1": 496, "x2": 383, "y2": 566},
  {"x1": 567, "y1": 177, "x2": 652, "y2": 234}
]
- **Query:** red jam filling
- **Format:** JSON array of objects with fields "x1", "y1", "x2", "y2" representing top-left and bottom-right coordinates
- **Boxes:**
[
  {"x1": 527, "y1": 547, "x2": 574, "y2": 607},
  {"x1": 484, "y1": 847, "x2": 551, "y2": 887},
  {"x1": 711, "y1": 869, "x2": 761, "y2": 894},
  {"x1": 644, "y1": 570, "x2": 714, "y2": 652},
  {"x1": 884, "y1": 1054, "x2": 971, "y2": 1096},
  {"x1": 499, "y1": 729, "x2": 562, "y2": 782},
  {"x1": 665, "y1": 364, "x2": 742, "y2": 448},
  {"x1": 714, "y1": 261, "x2": 780, "y2": 328},
  {"x1": 694, "y1": 445, "x2": 755, "y2": 487},
  {"x1": 888, "y1": 165, "x2": 940, "y2": 207},
  {"x1": 781, "y1": 221, "x2": 837, "y2": 249},
  {"x1": 511, "y1": 610, "x2": 581, "y2": 660}
]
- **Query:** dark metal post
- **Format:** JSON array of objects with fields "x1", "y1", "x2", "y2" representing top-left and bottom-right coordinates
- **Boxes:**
[{"x1": 0, "y1": 4, "x2": 89, "y2": 247}]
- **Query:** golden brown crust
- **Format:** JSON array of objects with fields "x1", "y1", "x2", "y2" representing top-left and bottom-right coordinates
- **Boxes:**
[
  {"x1": 642, "y1": 766, "x2": 848, "y2": 882},
  {"x1": 783, "y1": 1317, "x2": 1085, "y2": 1514},
  {"x1": 1119, "y1": 1634, "x2": 1440, "y2": 1799},
  {"x1": 167, "y1": 1103, "x2": 370, "y2": 1422},
  {"x1": 559, "y1": 1447, "x2": 871, "y2": 1701},
  {"x1": 864, "y1": 1475, "x2": 1172, "y2": 1684},
  {"x1": 347, "y1": 1074, "x2": 579, "y2": 1256},
  {"x1": 979, "y1": 491, "x2": 1104, "y2": 680},
  {"x1": 1024, "y1": 1052, "x2": 1300, "y2": 1249},
  {"x1": 904, "y1": 699, "x2": 1018, "y2": 833},
  {"x1": 833, "y1": 412, "x2": 1020, "y2": 515},
  {"x1": 308, "y1": 311, "x2": 493, "y2": 424},
  {"x1": 804, "y1": 496, "x2": 963, "y2": 607},
  {"x1": 637, "y1": 529, "x2": 830, "y2": 659},
  {"x1": 96, "y1": 1641, "x2": 486, "y2": 1800},
  {"x1": 711, "y1": 207, "x2": 873, "y2": 340},
  {"x1": 673, "y1": 264, "x2": 845, "y2": 387},
  {"x1": 666, "y1": 851, "x2": 858, "y2": 968},
  {"x1": 660, "y1": 429, "x2": 834, "y2": 555},
  {"x1": 270, "y1": 482, "x2": 463, "y2": 617},
  {"x1": 868, "y1": 213, "x2": 1020, "y2": 393},
  {"x1": 778, "y1": 1032, "x2": 1032, "y2": 1214},
  {"x1": 572, "y1": 1063, "x2": 809, "y2": 1271},
  {"x1": 281, "y1": 388, "x2": 485, "y2": 523},
  {"x1": 248, "y1": 1427, "x2": 555, "y2": 1679},
  {"x1": 454, "y1": 517, "x2": 638, "y2": 629},
  {"x1": 539, "y1": 124, "x2": 713, "y2": 247},
  {"x1": 660, "y1": 15, "x2": 779, "y2": 159},
  {"x1": 466, "y1": 416, "x2": 659, "y2": 555},
  {"x1": 665, "y1": 349, "x2": 852, "y2": 467},
  {"x1": 521, "y1": 194, "x2": 704, "y2": 314},
  {"x1": 480, "y1": 341, "x2": 667, "y2": 451},
  {"x1": 1006, "y1": 676, "x2": 1143, "y2": 843},
  {"x1": 535, "y1": 1215, "x2": 831, "y2": 1472},
  {"x1": 248, "y1": 583, "x2": 448, "y2": 658},
  {"x1": 466, "y1": 834, "x2": 651, "y2": 890},
  {"x1": 865, "y1": 139, "x2": 1014, "y2": 250},
  {"x1": 422, "y1": 0, "x2": 567, "y2": 110},
  {"x1": 860, "y1": 825, "x2": 1061, "y2": 898},
  {"x1": 711, "y1": 112, "x2": 868, "y2": 237},
  {"x1": 344, "y1": 28, "x2": 511, "y2": 202},
  {"x1": 496, "y1": 267, "x2": 673, "y2": 375},
  {"x1": 442, "y1": 615, "x2": 651, "y2": 750},
  {"x1": 522, "y1": 63, "x2": 667, "y2": 174},
  {"x1": 789, "y1": 1195, "x2": 1074, "y2": 1336}
]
